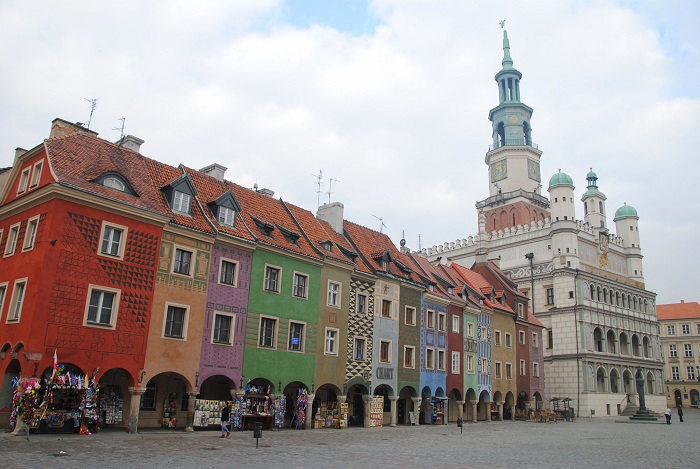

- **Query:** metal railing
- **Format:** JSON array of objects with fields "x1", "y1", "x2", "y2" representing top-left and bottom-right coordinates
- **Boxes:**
[{"x1": 489, "y1": 139, "x2": 538, "y2": 151}]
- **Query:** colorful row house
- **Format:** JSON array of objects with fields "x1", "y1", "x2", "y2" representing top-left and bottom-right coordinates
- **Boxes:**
[{"x1": 0, "y1": 119, "x2": 545, "y2": 432}]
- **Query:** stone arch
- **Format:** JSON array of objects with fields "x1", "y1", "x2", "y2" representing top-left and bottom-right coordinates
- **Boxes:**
[
  {"x1": 610, "y1": 368, "x2": 620, "y2": 393},
  {"x1": 594, "y1": 327, "x2": 604, "y2": 352},
  {"x1": 11, "y1": 342, "x2": 24, "y2": 354},
  {"x1": 606, "y1": 329, "x2": 616, "y2": 354},
  {"x1": 504, "y1": 391, "x2": 515, "y2": 420},
  {"x1": 447, "y1": 388, "x2": 462, "y2": 422},
  {"x1": 499, "y1": 210, "x2": 508, "y2": 228},
  {"x1": 597, "y1": 287, "x2": 602, "y2": 301},
  {"x1": 198, "y1": 374, "x2": 235, "y2": 400},
  {"x1": 596, "y1": 367, "x2": 607, "y2": 392},
  {"x1": 642, "y1": 336, "x2": 651, "y2": 358},
  {"x1": 623, "y1": 369, "x2": 634, "y2": 394},
  {"x1": 619, "y1": 332, "x2": 630, "y2": 355},
  {"x1": 589, "y1": 284, "x2": 595, "y2": 300},
  {"x1": 533, "y1": 392, "x2": 543, "y2": 410},
  {"x1": 477, "y1": 389, "x2": 491, "y2": 421},
  {"x1": 398, "y1": 385, "x2": 418, "y2": 425},
  {"x1": 98, "y1": 367, "x2": 135, "y2": 429},
  {"x1": 645, "y1": 371, "x2": 655, "y2": 394},
  {"x1": 631, "y1": 334, "x2": 641, "y2": 356}
]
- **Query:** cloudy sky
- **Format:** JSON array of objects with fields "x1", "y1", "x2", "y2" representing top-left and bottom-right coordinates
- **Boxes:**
[{"x1": 1, "y1": 1, "x2": 697, "y2": 305}]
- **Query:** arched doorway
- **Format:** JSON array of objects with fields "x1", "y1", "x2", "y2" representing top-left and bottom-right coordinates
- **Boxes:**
[
  {"x1": 690, "y1": 389, "x2": 699, "y2": 407},
  {"x1": 420, "y1": 386, "x2": 432, "y2": 424},
  {"x1": 373, "y1": 385, "x2": 393, "y2": 426},
  {"x1": 98, "y1": 368, "x2": 133, "y2": 429},
  {"x1": 674, "y1": 389, "x2": 682, "y2": 407},
  {"x1": 610, "y1": 369, "x2": 620, "y2": 393},
  {"x1": 0, "y1": 356, "x2": 21, "y2": 422},
  {"x1": 477, "y1": 390, "x2": 490, "y2": 421},
  {"x1": 283, "y1": 380, "x2": 309, "y2": 428},
  {"x1": 504, "y1": 392, "x2": 514, "y2": 420},
  {"x1": 347, "y1": 383, "x2": 367, "y2": 427},
  {"x1": 447, "y1": 388, "x2": 462, "y2": 423},
  {"x1": 398, "y1": 386, "x2": 417, "y2": 425},
  {"x1": 139, "y1": 371, "x2": 191, "y2": 429},
  {"x1": 465, "y1": 388, "x2": 477, "y2": 421},
  {"x1": 596, "y1": 368, "x2": 607, "y2": 393},
  {"x1": 533, "y1": 392, "x2": 543, "y2": 410},
  {"x1": 623, "y1": 369, "x2": 633, "y2": 395},
  {"x1": 199, "y1": 375, "x2": 235, "y2": 401}
]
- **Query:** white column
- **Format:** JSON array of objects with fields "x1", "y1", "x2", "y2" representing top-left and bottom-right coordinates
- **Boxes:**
[
  {"x1": 363, "y1": 395, "x2": 372, "y2": 428},
  {"x1": 306, "y1": 393, "x2": 315, "y2": 429},
  {"x1": 389, "y1": 396, "x2": 398, "y2": 427},
  {"x1": 185, "y1": 391, "x2": 198, "y2": 432},
  {"x1": 498, "y1": 402, "x2": 503, "y2": 421},
  {"x1": 411, "y1": 397, "x2": 421, "y2": 426},
  {"x1": 471, "y1": 401, "x2": 478, "y2": 423},
  {"x1": 127, "y1": 386, "x2": 146, "y2": 434}
]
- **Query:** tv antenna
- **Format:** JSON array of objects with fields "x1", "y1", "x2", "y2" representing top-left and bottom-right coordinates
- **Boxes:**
[
  {"x1": 418, "y1": 234, "x2": 422, "y2": 251},
  {"x1": 84, "y1": 98, "x2": 97, "y2": 129},
  {"x1": 312, "y1": 170, "x2": 323, "y2": 207},
  {"x1": 113, "y1": 117, "x2": 126, "y2": 143},
  {"x1": 371, "y1": 214, "x2": 386, "y2": 234},
  {"x1": 327, "y1": 177, "x2": 339, "y2": 203}
]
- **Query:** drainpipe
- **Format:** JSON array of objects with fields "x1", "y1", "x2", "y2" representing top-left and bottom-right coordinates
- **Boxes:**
[
  {"x1": 574, "y1": 268, "x2": 580, "y2": 419},
  {"x1": 524, "y1": 253, "x2": 535, "y2": 316}
]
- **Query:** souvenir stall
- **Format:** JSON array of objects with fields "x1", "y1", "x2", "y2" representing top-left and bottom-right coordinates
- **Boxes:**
[
  {"x1": 272, "y1": 395, "x2": 286, "y2": 429},
  {"x1": 369, "y1": 396, "x2": 384, "y2": 427},
  {"x1": 313, "y1": 401, "x2": 349, "y2": 429},
  {"x1": 10, "y1": 361, "x2": 101, "y2": 435},
  {"x1": 99, "y1": 385, "x2": 124, "y2": 426},
  {"x1": 193, "y1": 399, "x2": 236, "y2": 429},
  {"x1": 241, "y1": 384, "x2": 273, "y2": 430},
  {"x1": 431, "y1": 397, "x2": 447, "y2": 425},
  {"x1": 295, "y1": 388, "x2": 308, "y2": 429}
]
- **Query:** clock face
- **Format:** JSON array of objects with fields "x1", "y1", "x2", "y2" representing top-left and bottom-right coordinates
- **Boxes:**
[
  {"x1": 527, "y1": 160, "x2": 540, "y2": 182},
  {"x1": 490, "y1": 160, "x2": 507, "y2": 182},
  {"x1": 508, "y1": 115, "x2": 518, "y2": 124}
]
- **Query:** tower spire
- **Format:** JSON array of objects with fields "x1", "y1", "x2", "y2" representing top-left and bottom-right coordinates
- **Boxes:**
[{"x1": 502, "y1": 29, "x2": 513, "y2": 69}]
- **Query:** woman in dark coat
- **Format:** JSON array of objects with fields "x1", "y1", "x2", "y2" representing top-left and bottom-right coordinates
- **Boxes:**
[{"x1": 677, "y1": 405, "x2": 684, "y2": 423}]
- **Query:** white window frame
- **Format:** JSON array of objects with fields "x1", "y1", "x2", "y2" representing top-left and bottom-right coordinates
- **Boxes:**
[
  {"x1": 438, "y1": 312, "x2": 447, "y2": 332},
  {"x1": 162, "y1": 302, "x2": 189, "y2": 339},
  {"x1": 211, "y1": 311, "x2": 235, "y2": 345},
  {"x1": 30, "y1": 161, "x2": 43, "y2": 188},
  {"x1": 353, "y1": 336, "x2": 367, "y2": 361},
  {"x1": 288, "y1": 320, "x2": 306, "y2": 352},
  {"x1": 467, "y1": 322, "x2": 474, "y2": 338},
  {"x1": 532, "y1": 332, "x2": 539, "y2": 348},
  {"x1": 669, "y1": 344, "x2": 678, "y2": 358},
  {"x1": 4, "y1": 223, "x2": 20, "y2": 257},
  {"x1": 517, "y1": 303, "x2": 524, "y2": 318},
  {"x1": 103, "y1": 176, "x2": 126, "y2": 191},
  {"x1": 22, "y1": 215, "x2": 40, "y2": 252},
  {"x1": 324, "y1": 327, "x2": 339, "y2": 355},
  {"x1": 98, "y1": 221, "x2": 128, "y2": 259},
  {"x1": 327, "y1": 280, "x2": 341, "y2": 308},
  {"x1": 494, "y1": 330, "x2": 502, "y2": 346},
  {"x1": 263, "y1": 264, "x2": 282, "y2": 293},
  {"x1": 667, "y1": 325, "x2": 675, "y2": 335},
  {"x1": 6, "y1": 278, "x2": 28, "y2": 323},
  {"x1": 481, "y1": 357, "x2": 488, "y2": 374},
  {"x1": 356, "y1": 293, "x2": 367, "y2": 314},
  {"x1": 437, "y1": 349, "x2": 446, "y2": 371},
  {"x1": 405, "y1": 306, "x2": 416, "y2": 325},
  {"x1": 505, "y1": 332, "x2": 512, "y2": 348},
  {"x1": 682, "y1": 324, "x2": 690, "y2": 335},
  {"x1": 259, "y1": 315, "x2": 278, "y2": 349},
  {"x1": 83, "y1": 284, "x2": 120, "y2": 329},
  {"x1": 671, "y1": 366, "x2": 679, "y2": 380},
  {"x1": 292, "y1": 272, "x2": 308, "y2": 299},
  {"x1": 451, "y1": 351, "x2": 460, "y2": 374},
  {"x1": 0, "y1": 282, "x2": 7, "y2": 321},
  {"x1": 17, "y1": 168, "x2": 30, "y2": 194},
  {"x1": 452, "y1": 315, "x2": 460, "y2": 333},
  {"x1": 481, "y1": 326, "x2": 488, "y2": 342},
  {"x1": 426, "y1": 348, "x2": 435, "y2": 369},
  {"x1": 172, "y1": 246, "x2": 194, "y2": 277},
  {"x1": 519, "y1": 330, "x2": 526, "y2": 345},
  {"x1": 218, "y1": 258, "x2": 239, "y2": 287},
  {"x1": 427, "y1": 310, "x2": 435, "y2": 328},
  {"x1": 218, "y1": 206, "x2": 235, "y2": 227},
  {"x1": 494, "y1": 361, "x2": 502, "y2": 379},
  {"x1": 684, "y1": 343, "x2": 693, "y2": 357},
  {"x1": 403, "y1": 345, "x2": 415, "y2": 368},
  {"x1": 380, "y1": 339, "x2": 392, "y2": 364},
  {"x1": 506, "y1": 362, "x2": 512, "y2": 380},
  {"x1": 687, "y1": 366, "x2": 696, "y2": 380},
  {"x1": 520, "y1": 359, "x2": 526, "y2": 376},
  {"x1": 466, "y1": 354, "x2": 474, "y2": 373},
  {"x1": 381, "y1": 298, "x2": 392, "y2": 318},
  {"x1": 172, "y1": 190, "x2": 191, "y2": 214},
  {"x1": 533, "y1": 362, "x2": 540, "y2": 377}
]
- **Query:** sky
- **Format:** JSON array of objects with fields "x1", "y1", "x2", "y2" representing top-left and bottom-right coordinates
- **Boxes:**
[{"x1": 0, "y1": 0, "x2": 698, "y2": 305}]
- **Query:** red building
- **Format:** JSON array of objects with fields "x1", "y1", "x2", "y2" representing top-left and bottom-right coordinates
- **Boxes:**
[{"x1": 0, "y1": 119, "x2": 166, "y2": 427}]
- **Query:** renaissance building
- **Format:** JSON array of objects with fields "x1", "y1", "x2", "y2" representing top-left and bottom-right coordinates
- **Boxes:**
[{"x1": 423, "y1": 28, "x2": 665, "y2": 417}]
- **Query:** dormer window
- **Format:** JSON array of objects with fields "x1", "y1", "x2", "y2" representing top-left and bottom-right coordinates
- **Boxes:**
[
  {"x1": 320, "y1": 241, "x2": 333, "y2": 252},
  {"x1": 104, "y1": 177, "x2": 126, "y2": 192},
  {"x1": 429, "y1": 285, "x2": 435, "y2": 292},
  {"x1": 218, "y1": 206, "x2": 235, "y2": 226},
  {"x1": 173, "y1": 190, "x2": 191, "y2": 214},
  {"x1": 277, "y1": 225, "x2": 300, "y2": 246},
  {"x1": 381, "y1": 260, "x2": 388, "y2": 271},
  {"x1": 251, "y1": 215, "x2": 275, "y2": 237},
  {"x1": 448, "y1": 287, "x2": 453, "y2": 295}
]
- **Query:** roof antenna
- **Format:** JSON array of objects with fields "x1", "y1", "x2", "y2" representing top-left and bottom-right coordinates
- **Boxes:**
[
  {"x1": 113, "y1": 117, "x2": 125, "y2": 144},
  {"x1": 327, "y1": 177, "x2": 339, "y2": 203},
  {"x1": 312, "y1": 170, "x2": 323, "y2": 207},
  {"x1": 418, "y1": 234, "x2": 422, "y2": 251},
  {"x1": 371, "y1": 214, "x2": 386, "y2": 234},
  {"x1": 84, "y1": 98, "x2": 97, "y2": 129}
]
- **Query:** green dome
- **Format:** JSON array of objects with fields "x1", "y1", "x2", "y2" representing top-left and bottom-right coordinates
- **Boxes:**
[
  {"x1": 583, "y1": 187, "x2": 606, "y2": 199},
  {"x1": 587, "y1": 169, "x2": 598, "y2": 179},
  {"x1": 549, "y1": 170, "x2": 574, "y2": 188},
  {"x1": 615, "y1": 203, "x2": 638, "y2": 219}
]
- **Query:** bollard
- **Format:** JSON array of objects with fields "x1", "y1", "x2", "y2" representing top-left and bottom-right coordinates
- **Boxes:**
[
  {"x1": 254, "y1": 422, "x2": 263, "y2": 448},
  {"x1": 457, "y1": 417, "x2": 463, "y2": 434}
]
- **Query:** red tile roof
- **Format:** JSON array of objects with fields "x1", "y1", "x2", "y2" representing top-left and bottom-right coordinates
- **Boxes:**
[{"x1": 657, "y1": 302, "x2": 700, "y2": 320}]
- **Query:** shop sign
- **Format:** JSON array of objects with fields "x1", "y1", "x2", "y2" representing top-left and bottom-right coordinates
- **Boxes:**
[
  {"x1": 376, "y1": 367, "x2": 393, "y2": 380},
  {"x1": 464, "y1": 339, "x2": 477, "y2": 353}
]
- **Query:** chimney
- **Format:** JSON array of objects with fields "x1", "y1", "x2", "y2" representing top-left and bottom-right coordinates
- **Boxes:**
[
  {"x1": 118, "y1": 135, "x2": 144, "y2": 153},
  {"x1": 680, "y1": 300, "x2": 685, "y2": 303},
  {"x1": 317, "y1": 202, "x2": 344, "y2": 235},
  {"x1": 50, "y1": 118, "x2": 98, "y2": 139},
  {"x1": 257, "y1": 188, "x2": 275, "y2": 197},
  {"x1": 199, "y1": 163, "x2": 227, "y2": 182},
  {"x1": 15, "y1": 148, "x2": 27, "y2": 159}
]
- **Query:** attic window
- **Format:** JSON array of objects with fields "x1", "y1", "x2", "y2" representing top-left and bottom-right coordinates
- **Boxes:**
[
  {"x1": 173, "y1": 190, "x2": 191, "y2": 214},
  {"x1": 251, "y1": 216, "x2": 275, "y2": 237},
  {"x1": 429, "y1": 285, "x2": 435, "y2": 292},
  {"x1": 448, "y1": 287, "x2": 453, "y2": 295},
  {"x1": 320, "y1": 241, "x2": 333, "y2": 252},
  {"x1": 337, "y1": 244, "x2": 358, "y2": 262},
  {"x1": 218, "y1": 206, "x2": 235, "y2": 227},
  {"x1": 277, "y1": 225, "x2": 300, "y2": 246},
  {"x1": 381, "y1": 260, "x2": 388, "y2": 271},
  {"x1": 461, "y1": 291, "x2": 467, "y2": 301},
  {"x1": 104, "y1": 177, "x2": 126, "y2": 192}
]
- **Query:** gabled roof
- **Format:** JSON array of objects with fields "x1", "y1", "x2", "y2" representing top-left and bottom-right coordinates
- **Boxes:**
[
  {"x1": 229, "y1": 183, "x2": 322, "y2": 260},
  {"x1": 343, "y1": 220, "x2": 420, "y2": 282},
  {"x1": 44, "y1": 132, "x2": 168, "y2": 216},
  {"x1": 657, "y1": 302, "x2": 700, "y2": 321}
]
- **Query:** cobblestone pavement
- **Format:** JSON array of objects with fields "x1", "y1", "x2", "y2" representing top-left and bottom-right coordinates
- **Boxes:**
[{"x1": 2, "y1": 409, "x2": 697, "y2": 469}]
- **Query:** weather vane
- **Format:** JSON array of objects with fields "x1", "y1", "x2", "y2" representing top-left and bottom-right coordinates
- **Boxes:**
[{"x1": 499, "y1": 20, "x2": 506, "y2": 29}]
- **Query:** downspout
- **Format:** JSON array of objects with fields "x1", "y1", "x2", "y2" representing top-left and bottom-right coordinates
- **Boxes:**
[{"x1": 574, "y1": 269, "x2": 580, "y2": 418}]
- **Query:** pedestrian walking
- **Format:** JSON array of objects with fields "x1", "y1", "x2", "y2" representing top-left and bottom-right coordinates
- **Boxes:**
[
  {"x1": 664, "y1": 407, "x2": 672, "y2": 425},
  {"x1": 221, "y1": 403, "x2": 231, "y2": 438},
  {"x1": 677, "y1": 405, "x2": 684, "y2": 423}
]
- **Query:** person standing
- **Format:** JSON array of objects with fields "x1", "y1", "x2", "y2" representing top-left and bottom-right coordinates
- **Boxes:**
[
  {"x1": 664, "y1": 407, "x2": 672, "y2": 425},
  {"x1": 221, "y1": 403, "x2": 231, "y2": 438},
  {"x1": 677, "y1": 405, "x2": 684, "y2": 423}
]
